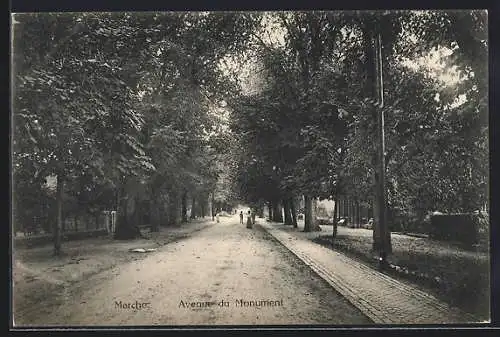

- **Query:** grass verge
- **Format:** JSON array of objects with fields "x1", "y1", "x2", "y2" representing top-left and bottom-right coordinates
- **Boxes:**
[{"x1": 312, "y1": 232, "x2": 490, "y2": 321}]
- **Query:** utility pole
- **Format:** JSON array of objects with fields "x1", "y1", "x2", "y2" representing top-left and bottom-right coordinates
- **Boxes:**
[{"x1": 374, "y1": 28, "x2": 392, "y2": 266}]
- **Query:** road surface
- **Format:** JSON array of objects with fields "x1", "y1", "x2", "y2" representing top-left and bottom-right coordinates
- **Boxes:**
[{"x1": 15, "y1": 214, "x2": 372, "y2": 326}]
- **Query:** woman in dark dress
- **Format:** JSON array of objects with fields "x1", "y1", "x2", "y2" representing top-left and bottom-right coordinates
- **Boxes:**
[{"x1": 246, "y1": 210, "x2": 253, "y2": 229}]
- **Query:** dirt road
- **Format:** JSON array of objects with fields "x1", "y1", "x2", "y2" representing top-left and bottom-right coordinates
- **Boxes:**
[{"x1": 13, "y1": 214, "x2": 371, "y2": 326}]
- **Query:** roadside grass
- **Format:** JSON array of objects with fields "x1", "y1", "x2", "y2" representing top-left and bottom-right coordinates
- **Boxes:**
[{"x1": 312, "y1": 228, "x2": 490, "y2": 321}]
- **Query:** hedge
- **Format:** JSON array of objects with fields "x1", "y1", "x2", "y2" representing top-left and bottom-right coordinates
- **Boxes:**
[{"x1": 429, "y1": 213, "x2": 485, "y2": 246}]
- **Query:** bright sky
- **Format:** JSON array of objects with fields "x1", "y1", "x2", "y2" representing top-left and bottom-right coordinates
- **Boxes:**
[
  {"x1": 400, "y1": 44, "x2": 469, "y2": 108},
  {"x1": 400, "y1": 46, "x2": 464, "y2": 87}
]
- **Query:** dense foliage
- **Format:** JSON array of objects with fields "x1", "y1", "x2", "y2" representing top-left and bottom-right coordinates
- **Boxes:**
[
  {"x1": 12, "y1": 12, "x2": 259, "y2": 253},
  {"x1": 230, "y1": 10, "x2": 488, "y2": 237},
  {"x1": 12, "y1": 10, "x2": 488, "y2": 254}
]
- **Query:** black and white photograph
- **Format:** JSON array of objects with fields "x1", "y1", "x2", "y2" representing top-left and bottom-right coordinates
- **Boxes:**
[{"x1": 10, "y1": 10, "x2": 490, "y2": 327}]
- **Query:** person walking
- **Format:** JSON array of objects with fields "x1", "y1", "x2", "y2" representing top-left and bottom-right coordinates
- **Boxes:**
[
  {"x1": 246, "y1": 210, "x2": 253, "y2": 229},
  {"x1": 239, "y1": 211, "x2": 244, "y2": 224},
  {"x1": 216, "y1": 209, "x2": 220, "y2": 223}
]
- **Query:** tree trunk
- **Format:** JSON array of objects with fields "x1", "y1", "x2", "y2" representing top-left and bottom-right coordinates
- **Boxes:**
[
  {"x1": 351, "y1": 199, "x2": 358, "y2": 228},
  {"x1": 290, "y1": 197, "x2": 298, "y2": 228},
  {"x1": 333, "y1": 196, "x2": 338, "y2": 223},
  {"x1": 372, "y1": 173, "x2": 382, "y2": 251},
  {"x1": 356, "y1": 199, "x2": 360, "y2": 228},
  {"x1": 268, "y1": 201, "x2": 273, "y2": 221},
  {"x1": 332, "y1": 196, "x2": 338, "y2": 238},
  {"x1": 190, "y1": 196, "x2": 196, "y2": 219},
  {"x1": 304, "y1": 195, "x2": 321, "y2": 232},
  {"x1": 167, "y1": 191, "x2": 181, "y2": 226},
  {"x1": 182, "y1": 191, "x2": 188, "y2": 223},
  {"x1": 283, "y1": 199, "x2": 293, "y2": 225},
  {"x1": 211, "y1": 193, "x2": 215, "y2": 221},
  {"x1": 273, "y1": 200, "x2": 283, "y2": 223},
  {"x1": 61, "y1": 211, "x2": 66, "y2": 233},
  {"x1": 372, "y1": 172, "x2": 393, "y2": 253},
  {"x1": 352, "y1": 199, "x2": 356, "y2": 227},
  {"x1": 364, "y1": 25, "x2": 392, "y2": 256},
  {"x1": 116, "y1": 194, "x2": 130, "y2": 239},
  {"x1": 350, "y1": 199, "x2": 353, "y2": 226},
  {"x1": 53, "y1": 174, "x2": 64, "y2": 256},
  {"x1": 304, "y1": 195, "x2": 312, "y2": 231},
  {"x1": 258, "y1": 204, "x2": 264, "y2": 218},
  {"x1": 354, "y1": 199, "x2": 358, "y2": 227},
  {"x1": 150, "y1": 197, "x2": 160, "y2": 232},
  {"x1": 373, "y1": 178, "x2": 392, "y2": 253},
  {"x1": 347, "y1": 198, "x2": 353, "y2": 227},
  {"x1": 346, "y1": 198, "x2": 350, "y2": 225},
  {"x1": 134, "y1": 197, "x2": 141, "y2": 227},
  {"x1": 114, "y1": 181, "x2": 142, "y2": 240},
  {"x1": 344, "y1": 198, "x2": 348, "y2": 220}
]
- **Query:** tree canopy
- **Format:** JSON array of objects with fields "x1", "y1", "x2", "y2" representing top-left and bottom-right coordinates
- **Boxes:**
[{"x1": 12, "y1": 10, "x2": 488, "y2": 253}]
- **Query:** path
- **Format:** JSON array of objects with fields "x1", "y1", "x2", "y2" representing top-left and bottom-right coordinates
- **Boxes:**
[{"x1": 14, "y1": 214, "x2": 371, "y2": 326}]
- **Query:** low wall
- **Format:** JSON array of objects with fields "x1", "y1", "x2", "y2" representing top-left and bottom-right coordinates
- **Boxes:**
[{"x1": 14, "y1": 229, "x2": 109, "y2": 248}]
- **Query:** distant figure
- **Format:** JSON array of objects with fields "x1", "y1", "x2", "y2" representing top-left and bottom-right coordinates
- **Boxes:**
[
  {"x1": 23, "y1": 225, "x2": 37, "y2": 237},
  {"x1": 216, "y1": 211, "x2": 220, "y2": 223},
  {"x1": 239, "y1": 211, "x2": 244, "y2": 224},
  {"x1": 246, "y1": 210, "x2": 253, "y2": 229}
]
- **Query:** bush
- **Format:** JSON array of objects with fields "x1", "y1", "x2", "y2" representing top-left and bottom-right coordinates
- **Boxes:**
[
  {"x1": 389, "y1": 222, "x2": 404, "y2": 232},
  {"x1": 402, "y1": 219, "x2": 429, "y2": 234},
  {"x1": 429, "y1": 213, "x2": 481, "y2": 246}
]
